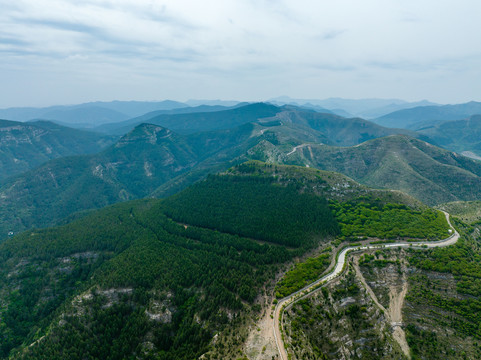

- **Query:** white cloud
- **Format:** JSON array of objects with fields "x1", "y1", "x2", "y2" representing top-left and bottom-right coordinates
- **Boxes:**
[{"x1": 0, "y1": 0, "x2": 480, "y2": 106}]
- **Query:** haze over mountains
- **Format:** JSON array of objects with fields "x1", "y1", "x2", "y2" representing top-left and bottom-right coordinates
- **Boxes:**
[
  {"x1": 373, "y1": 101, "x2": 481, "y2": 129},
  {"x1": 0, "y1": 96, "x2": 464, "y2": 129},
  {"x1": 0, "y1": 100, "x2": 188, "y2": 127}
]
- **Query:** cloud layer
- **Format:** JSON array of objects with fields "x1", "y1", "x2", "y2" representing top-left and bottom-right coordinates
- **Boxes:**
[{"x1": 1, "y1": 0, "x2": 480, "y2": 107}]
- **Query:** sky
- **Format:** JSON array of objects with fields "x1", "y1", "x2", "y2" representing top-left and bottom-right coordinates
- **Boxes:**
[{"x1": 0, "y1": 0, "x2": 480, "y2": 108}]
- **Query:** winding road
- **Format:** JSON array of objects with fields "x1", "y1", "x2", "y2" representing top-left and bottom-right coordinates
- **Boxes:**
[{"x1": 272, "y1": 211, "x2": 460, "y2": 360}]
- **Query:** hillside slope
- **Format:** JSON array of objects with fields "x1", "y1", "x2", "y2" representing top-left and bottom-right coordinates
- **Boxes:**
[
  {"x1": 95, "y1": 104, "x2": 247, "y2": 135},
  {"x1": 0, "y1": 120, "x2": 114, "y2": 182},
  {"x1": 413, "y1": 115, "x2": 481, "y2": 156},
  {"x1": 283, "y1": 135, "x2": 481, "y2": 205}
]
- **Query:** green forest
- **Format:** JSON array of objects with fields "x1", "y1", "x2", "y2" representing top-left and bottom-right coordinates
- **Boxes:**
[
  {"x1": 162, "y1": 174, "x2": 340, "y2": 248},
  {"x1": 275, "y1": 248, "x2": 331, "y2": 298},
  {"x1": 330, "y1": 200, "x2": 449, "y2": 240},
  {"x1": 0, "y1": 169, "x2": 344, "y2": 360}
]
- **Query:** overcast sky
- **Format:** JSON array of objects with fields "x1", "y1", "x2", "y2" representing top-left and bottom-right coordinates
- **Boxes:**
[{"x1": 1, "y1": 0, "x2": 480, "y2": 107}]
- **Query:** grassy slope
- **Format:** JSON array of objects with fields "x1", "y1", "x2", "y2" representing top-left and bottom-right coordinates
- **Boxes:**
[
  {"x1": 414, "y1": 115, "x2": 481, "y2": 155},
  {"x1": 436, "y1": 200, "x2": 481, "y2": 224},
  {"x1": 284, "y1": 135, "x2": 481, "y2": 205}
]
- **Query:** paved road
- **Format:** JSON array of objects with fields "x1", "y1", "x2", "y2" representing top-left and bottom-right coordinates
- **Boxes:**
[{"x1": 272, "y1": 211, "x2": 459, "y2": 360}]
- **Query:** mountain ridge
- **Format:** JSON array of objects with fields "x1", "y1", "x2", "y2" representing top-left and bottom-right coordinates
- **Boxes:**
[
  {"x1": 374, "y1": 101, "x2": 481, "y2": 128},
  {"x1": 0, "y1": 119, "x2": 115, "y2": 182}
]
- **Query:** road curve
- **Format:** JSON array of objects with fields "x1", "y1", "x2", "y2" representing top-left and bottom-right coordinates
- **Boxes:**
[{"x1": 273, "y1": 211, "x2": 459, "y2": 360}]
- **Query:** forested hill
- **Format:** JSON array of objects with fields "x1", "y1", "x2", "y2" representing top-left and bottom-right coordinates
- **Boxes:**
[
  {"x1": 0, "y1": 161, "x2": 448, "y2": 360},
  {"x1": 0, "y1": 119, "x2": 115, "y2": 182},
  {"x1": 0, "y1": 165, "x2": 343, "y2": 359},
  {"x1": 162, "y1": 174, "x2": 340, "y2": 247},
  {"x1": 100, "y1": 102, "x2": 281, "y2": 135},
  {"x1": 0, "y1": 122, "x2": 259, "y2": 239}
]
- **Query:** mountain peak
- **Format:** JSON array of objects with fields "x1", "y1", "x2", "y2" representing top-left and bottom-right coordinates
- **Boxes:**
[{"x1": 116, "y1": 123, "x2": 174, "y2": 147}]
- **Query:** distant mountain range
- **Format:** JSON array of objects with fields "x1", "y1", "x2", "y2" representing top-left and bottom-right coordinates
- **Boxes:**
[
  {"x1": 0, "y1": 100, "x2": 189, "y2": 127},
  {"x1": 269, "y1": 96, "x2": 438, "y2": 118},
  {"x1": 0, "y1": 119, "x2": 115, "y2": 182},
  {"x1": 373, "y1": 101, "x2": 481, "y2": 128}
]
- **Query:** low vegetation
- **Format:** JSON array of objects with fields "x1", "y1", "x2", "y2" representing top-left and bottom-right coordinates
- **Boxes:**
[
  {"x1": 331, "y1": 200, "x2": 449, "y2": 240},
  {"x1": 275, "y1": 248, "x2": 331, "y2": 298}
]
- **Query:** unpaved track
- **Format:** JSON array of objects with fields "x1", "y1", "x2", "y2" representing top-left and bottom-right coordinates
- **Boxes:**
[
  {"x1": 353, "y1": 257, "x2": 387, "y2": 314},
  {"x1": 286, "y1": 144, "x2": 312, "y2": 156},
  {"x1": 390, "y1": 278, "x2": 410, "y2": 358},
  {"x1": 354, "y1": 257, "x2": 410, "y2": 358},
  {"x1": 272, "y1": 211, "x2": 459, "y2": 360}
]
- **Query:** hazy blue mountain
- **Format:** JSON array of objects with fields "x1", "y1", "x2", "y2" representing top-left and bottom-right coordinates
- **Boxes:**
[
  {"x1": 185, "y1": 99, "x2": 241, "y2": 107},
  {"x1": 412, "y1": 115, "x2": 481, "y2": 156},
  {"x1": 267, "y1": 101, "x2": 335, "y2": 115},
  {"x1": 0, "y1": 100, "x2": 188, "y2": 126},
  {"x1": 38, "y1": 106, "x2": 130, "y2": 126},
  {"x1": 326, "y1": 108, "x2": 354, "y2": 118},
  {"x1": 86, "y1": 99, "x2": 188, "y2": 117},
  {"x1": 359, "y1": 100, "x2": 438, "y2": 119},
  {"x1": 0, "y1": 119, "x2": 115, "y2": 182},
  {"x1": 269, "y1": 96, "x2": 438, "y2": 118},
  {"x1": 374, "y1": 101, "x2": 481, "y2": 128}
]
